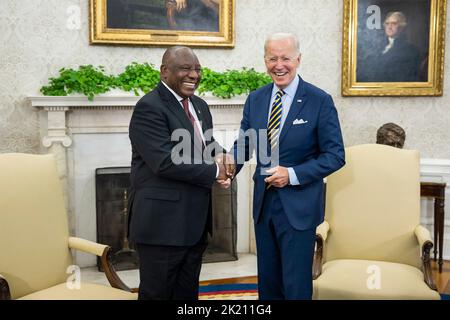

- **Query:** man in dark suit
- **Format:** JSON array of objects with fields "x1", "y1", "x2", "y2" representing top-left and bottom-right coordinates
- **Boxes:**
[
  {"x1": 357, "y1": 11, "x2": 420, "y2": 82},
  {"x1": 128, "y1": 46, "x2": 230, "y2": 300},
  {"x1": 228, "y1": 33, "x2": 345, "y2": 299}
]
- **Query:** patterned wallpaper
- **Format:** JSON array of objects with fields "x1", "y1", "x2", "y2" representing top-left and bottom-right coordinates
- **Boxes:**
[{"x1": 0, "y1": 0, "x2": 449, "y2": 157}]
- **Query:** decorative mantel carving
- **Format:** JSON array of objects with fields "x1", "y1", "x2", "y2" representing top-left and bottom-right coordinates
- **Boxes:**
[
  {"x1": 41, "y1": 106, "x2": 72, "y2": 148},
  {"x1": 30, "y1": 95, "x2": 246, "y2": 148}
]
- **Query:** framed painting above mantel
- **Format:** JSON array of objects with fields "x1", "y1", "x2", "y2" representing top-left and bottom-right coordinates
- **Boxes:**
[
  {"x1": 89, "y1": 0, "x2": 235, "y2": 48},
  {"x1": 342, "y1": 0, "x2": 447, "y2": 96}
]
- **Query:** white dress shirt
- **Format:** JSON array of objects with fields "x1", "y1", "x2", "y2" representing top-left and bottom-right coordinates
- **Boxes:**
[
  {"x1": 268, "y1": 76, "x2": 301, "y2": 185},
  {"x1": 161, "y1": 81, "x2": 206, "y2": 143},
  {"x1": 162, "y1": 81, "x2": 220, "y2": 178},
  {"x1": 382, "y1": 37, "x2": 395, "y2": 54}
]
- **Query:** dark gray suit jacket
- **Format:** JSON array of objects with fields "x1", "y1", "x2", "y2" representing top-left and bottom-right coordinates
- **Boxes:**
[{"x1": 128, "y1": 82, "x2": 223, "y2": 246}]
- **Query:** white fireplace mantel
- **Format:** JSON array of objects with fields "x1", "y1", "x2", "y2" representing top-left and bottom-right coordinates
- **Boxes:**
[
  {"x1": 30, "y1": 95, "x2": 247, "y2": 145},
  {"x1": 30, "y1": 95, "x2": 255, "y2": 267},
  {"x1": 29, "y1": 95, "x2": 247, "y2": 107}
]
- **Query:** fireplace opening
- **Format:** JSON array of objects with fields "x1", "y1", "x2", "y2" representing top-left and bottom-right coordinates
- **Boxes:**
[{"x1": 95, "y1": 167, "x2": 238, "y2": 271}]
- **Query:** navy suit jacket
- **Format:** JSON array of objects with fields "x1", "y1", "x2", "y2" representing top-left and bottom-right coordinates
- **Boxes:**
[{"x1": 232, "y1": 76, "x2": 345, "y2": 230}]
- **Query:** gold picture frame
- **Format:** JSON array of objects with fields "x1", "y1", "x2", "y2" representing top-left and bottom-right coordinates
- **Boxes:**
[
  {"x1": 342, "y1": 0, "x2": 447, "y2": 96},
  {"x1": 89, "y1": 0, "x2": 234, "y2": 48}
]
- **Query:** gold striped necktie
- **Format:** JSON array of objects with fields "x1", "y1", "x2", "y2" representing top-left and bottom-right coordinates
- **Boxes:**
[
  {"x1": 265, "y1": 90, "x2": 285, "y2": 190},
  {"x1": 267, "y1": 90, "x2": 285, "y2": 150}
]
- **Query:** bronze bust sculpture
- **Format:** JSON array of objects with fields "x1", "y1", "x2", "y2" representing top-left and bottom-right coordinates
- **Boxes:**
[{"x1": 376, "y1": 122, "x2": 406, "y2": 149}]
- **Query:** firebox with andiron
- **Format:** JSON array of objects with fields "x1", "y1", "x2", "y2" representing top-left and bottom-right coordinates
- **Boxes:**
[
  {"x1": 95, "y1": 167, "x2": 237, "y2": 271},
  {"x1": 114, "y1": 189, "x2": 140, "y2": 268}
]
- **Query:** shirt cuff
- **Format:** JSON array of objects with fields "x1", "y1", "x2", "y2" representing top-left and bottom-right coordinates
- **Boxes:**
[
  {"x1": 287, "y1": 167, "x2": 300, "y2": 185},
  {"x1": 215, "y1": 163, "x2": 219, "y2": 179}
]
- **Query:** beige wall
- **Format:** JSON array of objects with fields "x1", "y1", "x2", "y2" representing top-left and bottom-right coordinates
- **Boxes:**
[{"x1": 1, "y1": 0, "x2": 449, "y2": 157}]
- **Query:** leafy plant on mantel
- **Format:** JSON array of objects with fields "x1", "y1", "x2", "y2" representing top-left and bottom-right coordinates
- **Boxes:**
[
  {"x1": 115, "y1": 62, "x2": 160, "y2": 96},
  {"x1": 197, "y1": 67, "x2": 272, "y2": 98},
  {"x1": 40, "y1": 65, "x2": 114, "y2": 101},
  {"x1": 40, "y1": 62, "x2": 272, "y2": 101}
]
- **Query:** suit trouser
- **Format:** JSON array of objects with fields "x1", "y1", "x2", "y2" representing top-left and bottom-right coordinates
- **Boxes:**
[
  {"x1": 136, "y1": 234, "x2": 207, "y2": 300},
  {"x1": 255, "y1": 188, "x2": 316, "y2": 300}
]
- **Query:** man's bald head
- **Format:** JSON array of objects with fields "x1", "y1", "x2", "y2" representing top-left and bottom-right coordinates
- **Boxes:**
[
  {"x1": 160, "y1": 46, "x2": 202, "y2": 98},
  {"x1": 162, "y1": 46, "x2": 196, "y2": 66}
]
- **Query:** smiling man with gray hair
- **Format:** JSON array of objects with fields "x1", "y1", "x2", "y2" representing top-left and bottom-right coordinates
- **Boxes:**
[{"x1": 226, "y1": 32, "x2": 345, "y2": 299}]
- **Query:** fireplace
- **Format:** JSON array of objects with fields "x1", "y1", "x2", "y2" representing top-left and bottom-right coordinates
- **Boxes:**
[{"x1": 95, "y1": 166, "x2": 238, "y2": 271}]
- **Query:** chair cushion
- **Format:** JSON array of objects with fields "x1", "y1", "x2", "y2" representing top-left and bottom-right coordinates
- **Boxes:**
[
  {"x1": 18, "y1": 282, "x2": 137, "y2": 300},
  {"x1": 313, "y1": 259, "x2": 440, "y2": 300}
]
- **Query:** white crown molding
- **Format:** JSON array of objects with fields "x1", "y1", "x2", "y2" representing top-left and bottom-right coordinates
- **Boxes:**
[{"x1": 420, "y1": 158, "x2": 450, "y2": 177}]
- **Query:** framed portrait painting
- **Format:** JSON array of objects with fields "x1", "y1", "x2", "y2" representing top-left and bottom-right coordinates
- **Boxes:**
[
  {"x1": 89, "y1": 0, "x2": 234, "y2": 47},
  {"x1": 342, "y1": 0, "x2": 447, "y2": 96}
]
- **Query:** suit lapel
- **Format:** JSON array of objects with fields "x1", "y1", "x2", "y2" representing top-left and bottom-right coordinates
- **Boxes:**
[
  {"x1": 157, "y1": 83, "x2": 200, "y2": 151},
  {"x1": 191, "y1": 98, "x2": 207, "y2": 133},
  {"x1": 256, "y1": 85, "x2": 274, "y2": 131},
  {"x1": 252, "y1": 85, "x2": 273, "y2": 158},
  {"x1": 279, "y1": 76, "x2": 307, "y2": 144},
  {"x1": 191, "y1": 98, "x2": 213, "y2": 148}
]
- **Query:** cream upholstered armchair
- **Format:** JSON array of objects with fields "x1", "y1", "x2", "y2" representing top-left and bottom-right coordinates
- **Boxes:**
[
  {"x1": 0, "y1": 153, "x2": 137, "y2": 300},
  {"x1": 313, "y1": 144, "x2": 440, "y2": 300}
]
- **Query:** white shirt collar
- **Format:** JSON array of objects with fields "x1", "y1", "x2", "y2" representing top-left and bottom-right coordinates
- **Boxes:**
[
  {"x1": 161, "y1": 81, "x2": 186, "y2": 102},
  {"x1": 271, "y1": 75, "x2": 299, "y2": 98}
]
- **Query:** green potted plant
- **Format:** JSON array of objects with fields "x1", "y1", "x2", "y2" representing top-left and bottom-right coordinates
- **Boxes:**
[{"x1": 40, "y1": 63, "x2": 271, "y2": 101}]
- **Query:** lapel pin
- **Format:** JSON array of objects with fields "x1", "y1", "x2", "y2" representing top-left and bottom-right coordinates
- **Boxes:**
[{"x1": 297, "y1": 99, "x2": 302, "y2": 103}]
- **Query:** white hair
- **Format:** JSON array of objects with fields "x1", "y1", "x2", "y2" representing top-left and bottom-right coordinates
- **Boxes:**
[
  {"x1": 264, "y1": 33, "x2": 301, "y2": 55},
  {"x1": 385, "y1": 11, "x2": 407, "y2": 28}
]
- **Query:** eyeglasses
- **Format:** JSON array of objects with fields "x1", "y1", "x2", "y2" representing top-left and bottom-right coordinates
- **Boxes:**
[{"x1": 264, "y1": 56, "x2": 298, "y2": 64}]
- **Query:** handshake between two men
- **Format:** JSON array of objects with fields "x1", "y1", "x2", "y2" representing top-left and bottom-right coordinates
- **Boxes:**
[
  {"x1": 214, "y1": 153, "x2": 235, "y2": 189},
  {"x1": 214, "y1": 153, "x2": 291, "y2": 189}
]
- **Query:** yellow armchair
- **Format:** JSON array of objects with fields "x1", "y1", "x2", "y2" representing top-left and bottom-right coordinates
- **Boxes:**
[
  {"x1": 0, "y1": 153, "x2": 137, "y2": 300},
  {"x1": 313, "y1": 144, "x2": 440, "y2": 300}
]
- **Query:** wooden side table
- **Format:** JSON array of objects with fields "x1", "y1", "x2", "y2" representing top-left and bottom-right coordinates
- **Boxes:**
[{"x1": 420, "y1": 182, "x2": 446, "y2": 273}]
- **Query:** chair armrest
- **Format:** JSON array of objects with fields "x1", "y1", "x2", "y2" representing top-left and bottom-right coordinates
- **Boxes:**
[
  {"x1": 414, "y1": 225, "x2": 437, "y2": 291},
  {"x1": 316, "y1": 221, "x2": 330, "y2": 241},
  {"x1": 0, "y1": 274, "x2": 11, "y2": 300},
  {"x1": 313, "y1": 221, "x2": 330, "y2": 279},
  {"x1": 68, "y1": 237, "x2": 134, "y2": 293},
  {"x1": 68, "y1": 237, "x2": 107, "y2": 256},
  {"x1": 414, "y1": 225, "x2": 432, "y2": 250}
]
